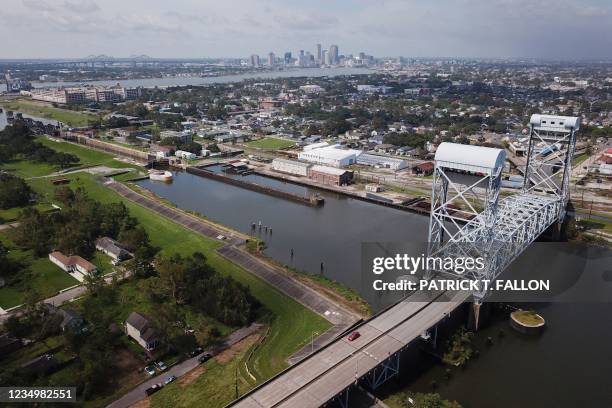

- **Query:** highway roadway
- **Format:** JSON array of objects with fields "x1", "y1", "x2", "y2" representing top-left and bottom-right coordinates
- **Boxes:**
[{"x1": 231, "y1": 290, "x2": 468, "y2": 408}]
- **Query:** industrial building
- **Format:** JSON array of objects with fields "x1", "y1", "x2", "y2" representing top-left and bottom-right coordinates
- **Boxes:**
[
  {"x1": 308, "y1": 165, "x2": 353, "y2": 186},
  {"x1": 272, "y1": 158, "x2": 312, "y2": 176},
  {"x1": 29, "y1": 85, "x2": 141, "y2": 104},
  {"x1": 356, "y1": 153, "x2": 408, "y2": 170},
  {"x1": 175, "y1": 150, "x2": 197, "y2": 160},
  {"x1": 298, "y1": 145, "x2": 361, "y2": 167}
]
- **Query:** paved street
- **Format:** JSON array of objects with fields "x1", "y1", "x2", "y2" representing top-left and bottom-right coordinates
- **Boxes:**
[{"x1": 107, "y1": 323, "x2": 263, "y2": 408}]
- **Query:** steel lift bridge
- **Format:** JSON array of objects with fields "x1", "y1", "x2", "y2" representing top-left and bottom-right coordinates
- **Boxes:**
[{"x1": 427, "y1": 114, "x2": 580, "y2": 302}]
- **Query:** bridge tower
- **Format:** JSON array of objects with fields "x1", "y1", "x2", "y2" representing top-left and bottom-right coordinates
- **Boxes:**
[
  {"x1": 427, "y1": 142, "x2": 506, "y2": 301},
  {"x1": 523, "y1": 114, "x2": 581, "y2": 224}
]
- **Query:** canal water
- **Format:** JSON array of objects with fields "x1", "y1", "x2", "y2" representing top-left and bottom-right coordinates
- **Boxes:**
[
  {"x1": 33, "y1": 67, "x2": 371, "y2": 89},
  {"x1": 137, "y1": 169, "x2": 429, "y2": 297},
  {"x1": 0, "y1": 111, "x2": 59, "y2": 131},
  {"x1": 136, "y1": 169, "x2": 612, "y2": 408}
]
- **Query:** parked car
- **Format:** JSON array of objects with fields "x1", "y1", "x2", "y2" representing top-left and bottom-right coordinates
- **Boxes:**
[
  {"x1": 347, "y1": 331, "x2": 361, "y2": 341},
  {"x1": 164, "y1": 375, "x2": 177, "y2": 385},
  {"x1": 188, "y1": 347, "x2": 203, "y2": 358},
  {"x1": 198, "y1": 352, "x2": 213, "y2": 364},
  {"x1": 155, "y1": 361, "x2": 167, "y2": 371},
  {"x1": 145, "y1": 383, "x2": 163, "y2": 396},
  {"x1": 144, "y1": 366, "x2": 156, "y2": 376}
]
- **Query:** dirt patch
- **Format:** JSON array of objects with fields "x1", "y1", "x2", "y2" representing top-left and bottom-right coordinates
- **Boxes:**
[
  {"x1": 178, "y1": 365, "x2": 206, "y2": 386},
  {"x1": 129, "y1": 397, "x2": 150, "y2": 408},
  {"x1": 114, "y1": 349, "x2": 145, "y2": 389},
  {"x1": 215, "y1": 333, "x2": 261, "y2": 364}
]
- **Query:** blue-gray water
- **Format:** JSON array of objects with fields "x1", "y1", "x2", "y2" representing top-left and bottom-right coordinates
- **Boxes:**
[
  {"x1": 33, "y1": 67, "x2": 371, "y2": 89},
  {"x1": 136, "y1": 169, "x2": 612, "y2": 408}
]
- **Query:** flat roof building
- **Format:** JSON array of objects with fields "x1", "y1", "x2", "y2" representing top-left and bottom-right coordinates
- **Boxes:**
[
  {"x1": 357, "y1": 153, "x2": 408, "y2": 170},
  {"x1": 298, "y1": 145, "x2": 361, "y2": 168},
  {"x1": 272, "y1": 158, "x2": 312, "y2": 177},
  {"x1": 308, "y1": 165, "x2": 353, "y2": 186}
]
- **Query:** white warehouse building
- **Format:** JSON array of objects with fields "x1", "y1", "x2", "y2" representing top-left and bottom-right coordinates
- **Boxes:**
[
  {"x1": 272, "y1": 158, "x2": 312, "y2": 176},
  {"x1": 298, "y1": 145, "x2": 362, "y2": 167},
  {"x1": 357, "y1": 153, "x2": 409, "y2": 170},
  {"x1": 175, "y1": 150, "x2": 197, "y2": 160}
]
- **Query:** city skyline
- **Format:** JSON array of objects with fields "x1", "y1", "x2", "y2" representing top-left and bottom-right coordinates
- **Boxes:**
[{"x1": 2, "y1": 0, "x2": 612, "y2": 60}]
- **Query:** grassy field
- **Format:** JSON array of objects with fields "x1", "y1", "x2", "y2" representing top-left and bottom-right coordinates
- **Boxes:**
[
  {"x1": 246, "y1": 137, "x2": 295, "y2": 150},
  {"x1": 38, "y1": 137, "x2": 142, "y2": 170},
  {"x1": 22, "y1": 171, "x2": 330, "y2": 406},
  {"x1": 0, "y1": 137, "x2": 142, "y2": 181},
  {"x1": 0, "y1": 99, "x2": 97, "y2": 127},
  {"x1": 0, "y1": 234, "x2": 79, "y2": 309}
]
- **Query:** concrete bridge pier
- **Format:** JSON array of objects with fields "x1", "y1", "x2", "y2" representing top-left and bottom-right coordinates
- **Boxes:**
[{"x1": 467, "y1": 302, "x2": 491, "y2": 331}]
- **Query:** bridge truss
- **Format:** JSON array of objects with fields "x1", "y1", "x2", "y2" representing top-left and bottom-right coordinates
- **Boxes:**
[{"x1": 427, "y1": 114, "x2": 580, "y2": 301}]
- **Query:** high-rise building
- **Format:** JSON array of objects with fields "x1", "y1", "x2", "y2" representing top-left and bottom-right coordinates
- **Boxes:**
[
  {"x1": 284, "y1": 52, "x2": 292, "y2": 64},
  {"x1": 268, "y1": 52, "x2": 275, "y2": 66},
  {"x1": 322, "y1": 50, "x2": 329, "y2": 66},
  {"x1": 329, "y1": 45, "x2": 339, "y2": 65},
  {"x1": 250, "y1": 54, "x2": 260, "y2": 67},
  {"x1": 316, "y1": 43, "x2": 322, "y2": 63}
]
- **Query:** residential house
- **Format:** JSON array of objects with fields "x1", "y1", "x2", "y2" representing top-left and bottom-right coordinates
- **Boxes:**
[
  {"x1": 125, "y1": 312, "x2": 161, "y2": 352},
  {"x1": 49, "y1": 251, "x2": 97, "y2": 279},
  {"x1": 95, "y1": 237, "x2": 129, "y2": 262}
]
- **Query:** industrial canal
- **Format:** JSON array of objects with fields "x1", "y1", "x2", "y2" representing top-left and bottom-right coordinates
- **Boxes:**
[{"x1": 135, "y1": 169, "x2": 612, "y2": 408}]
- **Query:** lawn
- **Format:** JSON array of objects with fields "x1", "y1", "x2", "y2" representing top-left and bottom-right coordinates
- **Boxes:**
[
  {"x1": 0, "y1": 159, "x2": 57, "y2": 178},
  {"x1": 0, "y1": 137, "x2": 142, "y2": 182},
  {"x1": 37, "y1": 137, "x2": 143, "y2": 171},
  {"x1": 246, "y1": 137, "x2": 295, "y2": 150},
  {"x1": 0, "y1": 234, "x2": 79, "y2": 309},
  {"x1": 0, "y1": 99, "x2": 97, "y2": 127},
  {"x1": 23, "y1": 171, "x2": 330, "y2": 406}
]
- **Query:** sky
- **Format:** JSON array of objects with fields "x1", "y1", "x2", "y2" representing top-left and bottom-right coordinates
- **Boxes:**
[{"x1": 2, "y1": 0, "x2": 612, "y2": 60}]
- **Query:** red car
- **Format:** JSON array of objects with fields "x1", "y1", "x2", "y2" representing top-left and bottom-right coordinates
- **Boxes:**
[{"x1": 347, "y1": 331, "x2": 361, "y2": 341}]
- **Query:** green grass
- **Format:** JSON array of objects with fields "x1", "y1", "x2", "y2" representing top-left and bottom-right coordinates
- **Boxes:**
[
  {"x1": 0, "y1": 236, "x2": 79, "y2": 309},
  {"x1": 152, "y1": 345, "x2": 254, "y2": 407},
  {"x1": 0, "y1": 159, "x2": 57, "y2": 178},
  {"x1": 246, "y1": 137, "x2": 295, "y2": 150},
  {"x1": 0, "y1": 137, "x2": 142, "y2": 181},
  {"x1": 572, "y1": 153, "x2": 589, "y2": 166},
  {"x1": 0, "y1": 99, "x2": 97, "y2": 127},
  {"x1": 38, "y1": 137, "x2": 142, "y2": 170},
  {"x1": 0, "y1": 203, "x2": 55, "y2": 223},
  {"x1": 22, "y1": 171, "x2": 330, "y2": 405}
]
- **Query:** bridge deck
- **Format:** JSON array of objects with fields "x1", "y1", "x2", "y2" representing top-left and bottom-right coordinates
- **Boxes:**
[{"x1": 232, "y1": 291, "x2": 468, "y2": 408}]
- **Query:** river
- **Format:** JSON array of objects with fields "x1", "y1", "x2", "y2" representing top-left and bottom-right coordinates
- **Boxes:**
[
  {"x1": 32, "y1": 67, "x2": 371, "y2": 89},
  {"x1": 135, "y1": 169, "x2": 612, "y2": 408}
]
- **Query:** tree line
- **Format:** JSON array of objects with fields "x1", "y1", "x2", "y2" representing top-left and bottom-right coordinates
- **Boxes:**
[{"x1": 0, "y1": 122, "x2": 79, "y2": 168}]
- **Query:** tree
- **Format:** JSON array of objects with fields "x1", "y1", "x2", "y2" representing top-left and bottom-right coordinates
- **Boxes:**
[{"x1": 0, "y1": 173, "x2": 31, "y2": 209}]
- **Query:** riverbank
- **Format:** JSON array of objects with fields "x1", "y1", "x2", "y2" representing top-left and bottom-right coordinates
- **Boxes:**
[{"x1": 0, "y1": 138, "x2": 337, "y2": 407}]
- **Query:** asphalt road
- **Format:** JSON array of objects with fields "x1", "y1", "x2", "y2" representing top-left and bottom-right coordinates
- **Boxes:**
[{"x1": 107, "y1": 323, "x2": 263, "y2": 408}]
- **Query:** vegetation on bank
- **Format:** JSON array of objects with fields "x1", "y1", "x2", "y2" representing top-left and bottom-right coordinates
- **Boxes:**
[
  {"x1": 442, "y1": 327, "x2": 474, "y2": 367},
  {"x1": 1, "y1": 124, "x2": 331, "y2": 406},
  {"x1": 386, "y1": 392, "x2": 462, "y2": 408}
]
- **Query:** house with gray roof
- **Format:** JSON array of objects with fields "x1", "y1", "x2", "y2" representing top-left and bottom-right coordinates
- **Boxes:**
[{"x1": 125, "y1": 312, "x2": 160, "y2": 352}]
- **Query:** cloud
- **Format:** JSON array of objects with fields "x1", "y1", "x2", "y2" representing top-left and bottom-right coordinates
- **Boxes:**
[{"x1": 4, "y1": 0, "x2": 612, "y2": 58}]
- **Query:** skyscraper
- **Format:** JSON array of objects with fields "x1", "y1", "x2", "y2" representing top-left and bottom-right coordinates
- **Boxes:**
[
  {"x1": 329, "y1": 45, "x2": 339, "y2": 65},
  {"x1": 322, "y1": 50, "x2": 329, "y2": 66},
  {"x1": 268, "y1": 52, "x2": 275, "y2": 66},
  {"x1": 250, "y1": 54, "x2": 260, "y2": 67},
  {"x1": 316, "y1": 43, "x2": 322, "y2": 63},
  {"x1": 284, "y1": 52, "x2": 292, "y2": 64}
]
